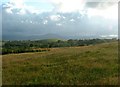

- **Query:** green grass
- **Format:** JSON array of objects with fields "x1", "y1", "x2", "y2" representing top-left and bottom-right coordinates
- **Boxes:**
[{"x1": 2, "y1": 42, "x2": 118, "y2": 85}]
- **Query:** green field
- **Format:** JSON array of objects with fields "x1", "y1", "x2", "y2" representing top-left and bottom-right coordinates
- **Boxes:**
[{"x1": 2, "y1": 42, "x2": 118, "y2": 85}]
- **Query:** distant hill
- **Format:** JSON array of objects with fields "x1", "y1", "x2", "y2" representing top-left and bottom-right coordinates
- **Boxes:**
[
  {"x1": 2, "y1": 33, "x2": 65, "y2": 40},
  {"x1": 3, "y1": 33, "x2": 117, "y2": 41},
  {"x1": 34, "y1": 33, "x2": 65, "y2": 40},
  {"x1": 39, "y1": 38, "x2": 65, "y2": 42}
]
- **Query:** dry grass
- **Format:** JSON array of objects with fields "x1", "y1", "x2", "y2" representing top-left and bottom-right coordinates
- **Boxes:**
[{"x1": 2, "y1": 42, "x2": 118, "y2": 85}]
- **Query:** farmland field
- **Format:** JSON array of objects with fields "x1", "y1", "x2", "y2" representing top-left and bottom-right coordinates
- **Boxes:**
[{"x1": 2, "y1": 42, "x2": 118, "y2": 85}]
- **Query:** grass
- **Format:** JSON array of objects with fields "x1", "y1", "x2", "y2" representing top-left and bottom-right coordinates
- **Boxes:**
[{"x1": 2, "y1": 42, "x2": 118, "y2": 85}]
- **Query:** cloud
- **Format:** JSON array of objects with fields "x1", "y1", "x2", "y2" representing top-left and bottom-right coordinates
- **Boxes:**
[
  {"x1": 50, "y1": 15, "x2": 61, "y2": 21},
  {"x1": 85, "y1": 2, "x2": 100, "y2": 8},
  {"x1": 17, "y1": 9, "x2": 26, "y2": 15},
  {"x1": 3, "y1": 0, "x2": 43, "y2": 15},
  {"x1": 70, "y1": 19, "x2": 75, "y2": 22},
  {"x1": 1, "y1": 0, "x2": 118, "y2": 40},
  {"x1": 10, "y1": 0, "x2": 24, "y2": 8},
  {"x1": 43, "y1": 20, "x2": 48, "y2": 24},
  {"x1": 50, "y1": 0, "x2": 85, "y2": 13},
  {"x1": 50, "y1": 0, "x2": 118, "y2": 13},
  {"x1": 101, "y1": 34, "x2": 118, "y2": 38},
  {"x1": 49, "y1": 0, "x2": 118, "y2": 20},
  {"x1": 2, "y1": 0, "x2": 118, "y2": 20},
  {"x1": 3, "y1": 0, "x2": 26, "y2": 14},
  {"x1": 5, "y1": 8, "x2": 13, "y2": 14},
  {"x1": 85, "y1": 2, "x2": 116, "y2": 9},
  {"x1": 56, "y1": 23, "x2": 62, "y2": 26},
  {"x1": 87, "y1": 4, "x2": 118, "y2": 20}
]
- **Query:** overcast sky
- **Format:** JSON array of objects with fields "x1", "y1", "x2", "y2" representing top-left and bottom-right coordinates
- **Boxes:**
[{"x1": 1, "y1": 0, "x2": 118, "y2": 40}]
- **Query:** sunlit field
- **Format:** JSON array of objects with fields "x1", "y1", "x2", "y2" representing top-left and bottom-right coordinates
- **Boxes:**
[{"x1": 2, "y1": 42, "x2": 118, "y2": 85}]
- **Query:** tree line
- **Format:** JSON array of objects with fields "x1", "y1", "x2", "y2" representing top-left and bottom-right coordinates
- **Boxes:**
[{"x1": 2, "y1": 38, "x2": 117, "y2": 55}]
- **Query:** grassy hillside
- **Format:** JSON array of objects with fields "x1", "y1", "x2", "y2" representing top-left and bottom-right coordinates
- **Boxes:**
[{"x1": 2, "y1": 42, "x2": 118, "y2": 85}]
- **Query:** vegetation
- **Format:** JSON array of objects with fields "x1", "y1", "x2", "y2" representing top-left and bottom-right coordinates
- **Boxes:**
[
  {"x1": 2, "y1": 41, "x2": 118, "y2": 85},
  {"x1": 2, "y1": 38, "x2": 117, "y2": 55}
]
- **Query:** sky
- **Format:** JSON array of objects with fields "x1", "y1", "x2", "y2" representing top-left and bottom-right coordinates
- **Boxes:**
[{"x1": 1, "y1": 0, "x2": 118, "y2": 40}]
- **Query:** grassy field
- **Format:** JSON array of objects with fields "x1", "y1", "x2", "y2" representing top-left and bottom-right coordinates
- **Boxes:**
[{"x1": 2, "y1": 42, "x2": 118, "y2": 85}]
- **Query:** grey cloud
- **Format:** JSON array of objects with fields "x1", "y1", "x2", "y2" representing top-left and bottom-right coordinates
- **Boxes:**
[
  {"x1": 85, "y1": 2, "x2": 100, "y2": 8},
  {"x1": 85, "y1": 2, "x2": 116, "y2": 9}
]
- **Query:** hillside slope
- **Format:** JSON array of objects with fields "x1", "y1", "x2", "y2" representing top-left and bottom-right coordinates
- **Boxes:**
[{"x1": 2, "y1": 42, "x2": 118, "y2": 85}]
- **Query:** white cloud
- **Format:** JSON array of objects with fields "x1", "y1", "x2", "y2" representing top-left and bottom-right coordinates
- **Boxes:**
[
  {"x1": 30, "y1": 21, "x2": 33, "y2": 23},
  {"x1": 50, "y1": 15, "x2": 61, "y2": 21},
  {"x1": 43, "y1": 20, "x2": 48, "y2": 24},
  {"x1": 50, "y1": 0, "x2": 85, "y2": 13},
  {"x1": 3, "y1": 2, "x2": 13, "y2": 8},
  {"x1": 109, "y1": 35, "x2": 118, "y2": 37},
  {"x1": 70, "y1": 19, "x2": 75, "y2": 22},
  {"x1": 6, "y1": 8, "x2": 13, "y2": 14},
  {"x1": 4, "y1": 0, "x2": 25, "y2": 14},
  {"x1": 87, "y1": 4, "x2": 118, "y2": 20},
  {"x1": 3, "y1": 0, "x2": 118, "y2": 21},
  {"x1": 56, "y1": 23, "x2": 62, "y2": 26},
  {"x1": 77, "y1": 16, "x2": 80, "y2": 19},
  {"x1": 10, "y1": 0, "x2": 24, "y2": 9},
  {"x1": 29, "y1": 9, "x2": 40, "y2": 14},
  {"x1": 50, "y1": 0, "x2": 118, "y2": 20},
  {"x1": 101, "y1": 34, "x2": 118, "y2": 38},
  {"x1": 62, "y1": 16, "x2": 66, "y2": 19},
  {"x1": 17, "y1": 9, "x2": 26, "y2": 15},
  {"x1": 4, "y1": 0, "x2": 42, "y2": 15}
]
